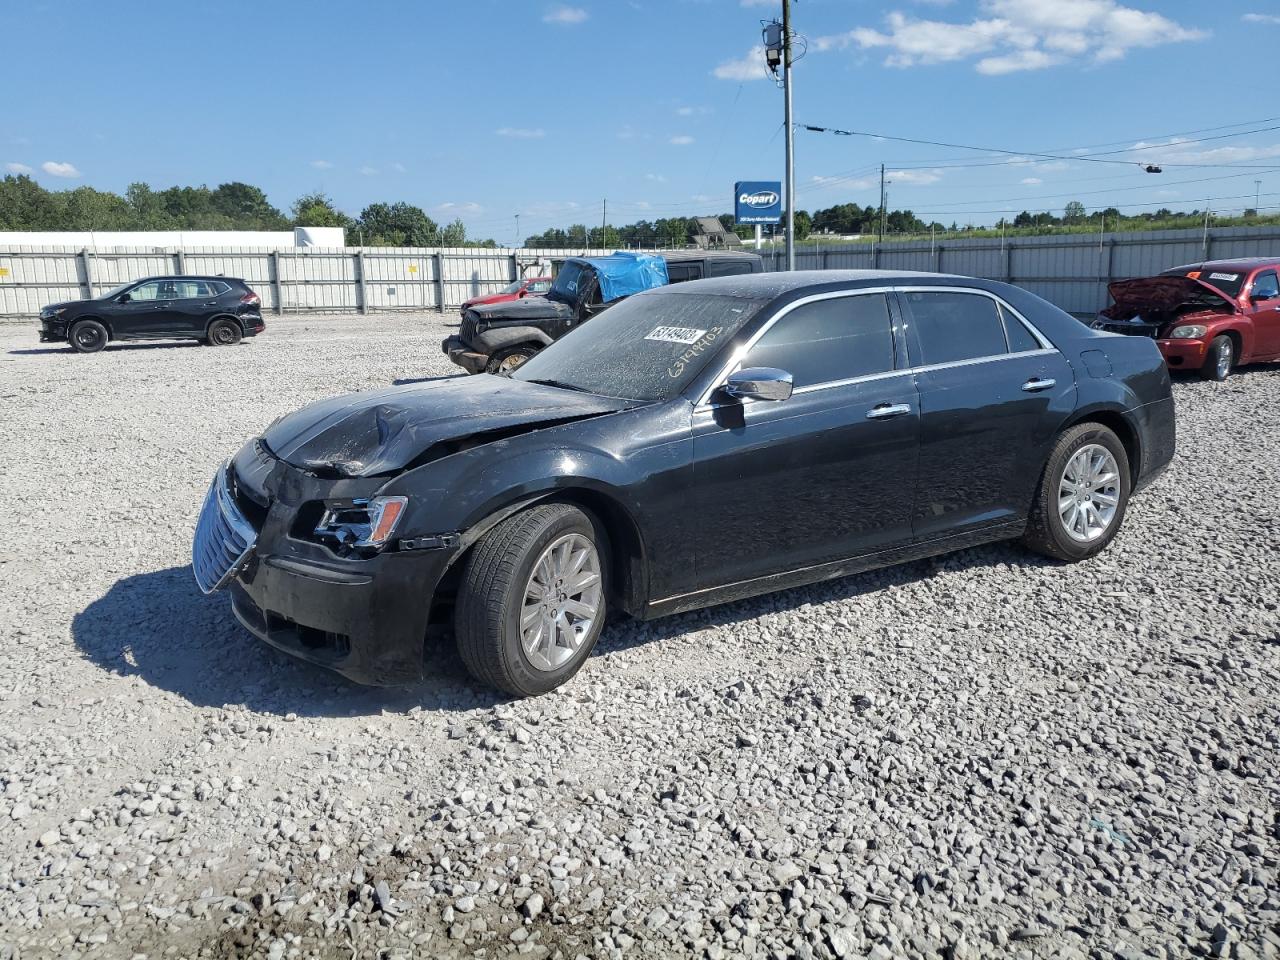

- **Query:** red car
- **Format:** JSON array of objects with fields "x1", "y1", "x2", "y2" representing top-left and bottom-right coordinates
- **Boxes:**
[
  {"x1": 1096, "y1": 258, "x2": 1280, "y2": 381},
  {"x1": 458, "y1": 276, "x2": 551, "y2": 315}
]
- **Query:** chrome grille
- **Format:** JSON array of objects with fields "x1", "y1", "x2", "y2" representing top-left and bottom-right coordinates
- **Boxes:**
[{"x1": 192, "y1": 465, "x2": 258, "y2": 594}]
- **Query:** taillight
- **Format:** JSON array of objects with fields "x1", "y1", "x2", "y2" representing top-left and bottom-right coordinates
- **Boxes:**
[{"x1": 240, "y1": 290, "x2": 261, "y2": 306}]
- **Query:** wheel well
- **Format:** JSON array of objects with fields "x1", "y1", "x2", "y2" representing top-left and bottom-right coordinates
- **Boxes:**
[
  {"x1": 423, "y1": 488, "x2": 647, "y2": 640},
  {"x1": 1063, "y1": 411, "x2": 1140, "y2": 486},
  {"x1": 205, "y1": 314, "x2": 241, "y2": 333}
]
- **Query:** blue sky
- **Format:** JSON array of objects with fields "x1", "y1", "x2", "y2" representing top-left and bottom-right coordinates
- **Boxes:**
[{"x1": 5, "y1": 0, "x2": 1280, "y2": 242}]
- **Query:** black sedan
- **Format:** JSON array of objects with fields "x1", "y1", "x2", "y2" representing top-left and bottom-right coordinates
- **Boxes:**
[
  {"x1": 39, "y1": 275, "x2": 265, "y2": 353},
  {"x1": 193, "y1": 271, "x2": 1175, "y2": 696}
]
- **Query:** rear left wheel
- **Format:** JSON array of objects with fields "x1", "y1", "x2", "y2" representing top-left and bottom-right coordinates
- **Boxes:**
[
  {"x1": 207, "y1": 319, "x2": 242, "y2": 347},
  {"x1": 1022, "y1": 423, "x2": 1130, "y2": 562},
  {"x1": 455, "y1": 504, "x2": 607, "y2": 696}
]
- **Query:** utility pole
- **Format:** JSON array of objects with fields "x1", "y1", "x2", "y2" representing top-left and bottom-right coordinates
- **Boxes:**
[
  {"x1": 1255, "y1": 180, "x2": 1262, "y2": 214},
  {"x1": 782, "y1": 0, "x2": 795, "y2": 271},
  {"x1": 514, "y1": 214, "x2": 520, "y2": 248},
  {"x1": 601, "y1": 199, "x2": 607, "y2": 247},
  {"x1": 878, "y1": 163, "x2": 886, "y2": 243}
]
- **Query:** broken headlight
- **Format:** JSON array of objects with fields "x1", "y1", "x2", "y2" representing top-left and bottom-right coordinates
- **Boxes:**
[
  {"x1": 314, "y1": 496, "x2": 408, "y2": 550},
  {"x1": 1168, "y1": 324, "x2": 1207, "y2": 339}
]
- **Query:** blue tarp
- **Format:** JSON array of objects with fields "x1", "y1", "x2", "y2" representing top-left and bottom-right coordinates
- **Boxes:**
[{"x1": 584, "y1": 253, "x2": 669, "y2": 303}]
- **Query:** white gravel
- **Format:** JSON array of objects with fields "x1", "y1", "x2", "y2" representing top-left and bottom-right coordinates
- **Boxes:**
[{"x1": 0, "y1": 313, "x2": 1277, "y2": 960}]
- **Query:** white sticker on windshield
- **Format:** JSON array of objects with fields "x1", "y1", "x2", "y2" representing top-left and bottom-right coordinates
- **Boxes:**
[
  {"x1": 1208, "y1": 272, "x2": 1238, "y2": 281},
  {"x1": 646, "y1": 326, "x2": 707, "y2": 344}
]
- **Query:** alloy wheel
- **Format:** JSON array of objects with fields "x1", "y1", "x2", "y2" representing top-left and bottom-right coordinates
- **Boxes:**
[
  {"x1": 1057, "y1": 443, "x2": 1121, "y2": 543},
  {"x1": 519, "y1": 533, "x2": 602, "y2": 672},
  {"x1": 1217, "y1": 339, "x2": 1232, "y2": 379}
]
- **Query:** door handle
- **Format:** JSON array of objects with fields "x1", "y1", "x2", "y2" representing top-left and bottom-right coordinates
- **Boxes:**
[
  {"x1": 1022, "y1": 377, "x2": 1056, "y2": 392},
  {"x1": 866, "y1": 402, "x2": 912, "y2": 420}
]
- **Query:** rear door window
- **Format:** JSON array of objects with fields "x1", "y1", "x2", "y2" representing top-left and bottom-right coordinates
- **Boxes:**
[
  {"x1": 903, "y1": 291, "x2": 1008, "y2": 365},
  {"x1": 706, "y1": 259, "x2": 756, "y2": 278},
  {"x1": 666, "y1": 262, "x2": 703, "y2": 284},
  {"x1": 1000, "y1": 304, "x2": 1042, "y2": 352},
  {"x1": 743, "y1": 294, "x2": 895, "y2": 388}
]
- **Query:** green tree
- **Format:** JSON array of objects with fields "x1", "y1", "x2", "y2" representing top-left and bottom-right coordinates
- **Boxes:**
[
  {"x1": 441, "y1": 217, "x2": 467, "y2": 246},
  {"x1": 354, "y1": 201, "x2": 437, "y2": 245},
  {"x1": 1063, "y1": 200, "x2": 1086, "y2": 224},
  {"x1": 211, "y1": 182, "x2": 288, "y2": 228},
  {"x1": 0, "y1": 174, "x2": 59, "y2": 229},
  {"x1": 292, "y1": 192, "x2": 353, "y2": 229}
]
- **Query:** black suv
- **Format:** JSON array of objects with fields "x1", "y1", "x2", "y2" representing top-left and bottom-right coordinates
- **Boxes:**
[
  {"x1": 442, "y1": 250, "x2": 763, "y2": 374},
  {"x1": 39, "y1": 275, "x2": 266, "y2": 353}
]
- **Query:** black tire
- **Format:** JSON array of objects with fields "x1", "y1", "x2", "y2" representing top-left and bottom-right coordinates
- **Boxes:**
[
  {"x1": 455, "y1": 503, "x2": 608, "y2": 697},
  {"x1": 485, "y1": 346, "x2": 536, "y2": 375},
  {"x1": 206, "y1": 319, "x2": 243, "y2": 347},
  {"x1": 1200, "y1": 334, "x2": 1233, "y2": 382},
  {"x1": 1022, "y1": 422, "x2": 1131, "y2": 562},
  {"x1": 69, "y1": 319, "x2": 108, "y2": 354}
]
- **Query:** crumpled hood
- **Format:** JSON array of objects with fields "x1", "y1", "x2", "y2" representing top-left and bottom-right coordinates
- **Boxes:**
[
  {"x1": 262, "y1": 374, "x2": 628, "y2": 478},
  {"x1": 469, "y1": 295, "x2": 573, "y2": 324},
  {"x1": 461, "y1": 292, "x2": 519, "y2": 310},
  {"x1": 1106, "y1": 276, "x2": 1235, "y2": 313},
  {"x1": 41, "y1": 301, "x2": 76, "y2": 315}
]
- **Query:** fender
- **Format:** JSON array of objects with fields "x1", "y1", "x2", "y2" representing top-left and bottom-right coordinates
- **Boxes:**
[{"x1": 473, "y1": 325, "x2": 554, "y2": 353}]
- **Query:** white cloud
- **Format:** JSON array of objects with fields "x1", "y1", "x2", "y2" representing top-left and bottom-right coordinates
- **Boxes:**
[
  {"x1": 543, "y1": 5, "x2": 588, "y2": 24},
  {"x1": 676, "y1": 105, "x2": 711, "y2": 117},
  {"x1": 810, "y1": 168, "x2": 944, "y2": 191},
  {"x1": 41, "y1": 161, "x2": 80, "y2": 178},
  {"x1": 1124, "y1": 137, "x2": 1280, "y2": 166},
  {"x1": 827, "y1": 0, "x2": 1206, "y2": 74},
  {"x1": 309, "y1": 159, "x2": 332, "y2": 169},
  {"x1": 668, "y1": 135, "x2": 695, "y2": 145},
  {"x1": 889, "y1": 168, "x2": 944, "y2": 184},
  {"x1": 435, "y1": 201, "x2": 484, "y2": 214},
  {"x1": 713, "y1": 46, "x2": 770, "y2": 80},
  {"x1": 1020, "y1": 177, "x2": 1043, "y2": 184},
  {"x1": 740, "y1": 0, "x2": 776, "y2": 6},
  {"x1": 391, "y1": 162, "x2": 407, "y2": 173},
  {"x1": 359, "y1": 165, "x2": 379, "y2": 176},
  {"x1": 5, "y1": 162, "x2": 33, "y2": 175},
  {"x1": 1242, "y1": 12, "x2": 1280, "y2": 23},
  {"x1": 644, "y1": 173, "x2": 667, "y2": 182},
  {"x1": 496, "y1": 127, "x2": 545, "y2": 139}
]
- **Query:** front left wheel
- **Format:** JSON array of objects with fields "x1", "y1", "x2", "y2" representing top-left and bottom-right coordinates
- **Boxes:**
[
  {"x1": 455, "y1": 503, "x2": 607, "y2": 696},
  {"x1": 69, "y1": 319, "x2": 108, "y2": 353}
]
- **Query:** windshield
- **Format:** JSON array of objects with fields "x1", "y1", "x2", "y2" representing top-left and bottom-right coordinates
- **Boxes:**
[
  {"x1": 1182, "y1": 269, "x2": 1245, "y2": 298},
  {"x1": 100, "y1": 281, "x2": 136, "y2": 300},
  {"x1": 499, "y1": 279, "x2": 524, "y2": 295},
  {"x1": 512, "y1": 290, "x2": 764, "y2": 402},
  {"x1": 550, "y1": 261, "x2": 592, "y2": 302}
]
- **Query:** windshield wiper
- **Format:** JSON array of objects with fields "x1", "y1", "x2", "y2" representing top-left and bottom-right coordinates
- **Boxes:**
[{"x1": 526, "y1": 378, "x2": 593, "y2": 394}]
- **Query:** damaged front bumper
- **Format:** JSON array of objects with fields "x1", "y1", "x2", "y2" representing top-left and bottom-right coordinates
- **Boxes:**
[
  {"x1": 39, "y1": 319, "x2": 68, "y2": 342},
  {"x1": 194, "y1": 452, "x2": 463, "y2": 686},
  {"x1": 442, "y1": 335, "x2": 489, "y2": 374}
]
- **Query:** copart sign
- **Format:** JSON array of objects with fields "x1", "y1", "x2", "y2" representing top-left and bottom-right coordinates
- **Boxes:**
[{"x1": 734, "y1": 181, "x2": 782, "y2": 225}]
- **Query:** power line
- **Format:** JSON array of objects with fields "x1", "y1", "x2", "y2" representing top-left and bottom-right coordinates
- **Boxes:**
[{"x1": 800, "y1": 122, "x2": 1280, "y2": 171}]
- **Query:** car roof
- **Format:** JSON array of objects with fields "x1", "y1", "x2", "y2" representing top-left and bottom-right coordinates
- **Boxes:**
[
  {"x1": 562, "y1": 250, "x2": 761, "y2": 267},
  {"x1": 1162, "y1": 258, "x2": 1280, "y2": 275},
  {"x1": 128, "y1": 275, "x2": 244, "y2": 283},
  {"x1": 653, "y1": 268, "x2": 970, "y2": 299}
]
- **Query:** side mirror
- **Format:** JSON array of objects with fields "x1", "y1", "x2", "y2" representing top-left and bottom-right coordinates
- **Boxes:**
[
  {"x1": 723, "y1": 367, "x2": 793, "y2": 402},
  {"x1": 518, "y1": 289, "x2": 528, "y2": 297},
  {"x1": 117, "y1": 293, "x2": 131, "y2": 303}
]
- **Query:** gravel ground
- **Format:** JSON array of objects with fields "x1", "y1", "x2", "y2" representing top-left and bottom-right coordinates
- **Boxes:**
[{"x1": 0, "y1": 312, "x2": 1277, "y2": 960}]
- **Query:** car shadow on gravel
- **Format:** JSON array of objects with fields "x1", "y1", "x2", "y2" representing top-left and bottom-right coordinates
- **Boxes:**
[
  {"x1": 72, "y1": 565, "x2": 503, "y2": 716},
  {"x1": 593, "y1": 539, "x2": 1059, "y2": 658},
  {"x1": 9, "y1": 342, "x2": 205, "y2": 356}
]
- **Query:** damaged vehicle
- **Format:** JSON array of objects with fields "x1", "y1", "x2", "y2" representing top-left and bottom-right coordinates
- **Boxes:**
[
  {"x1": 196, "y1": 270, "x2": 1175, "y2": 697},
  {"x1": 458, "y1": 276, "x2": 551, "y2": 314},
  {"x1": 442, "y1": 250, "x2": 762, "y2": 374},
  {"x1": 1094, "y1": 258, "x2": 1280, "y2": 380}
]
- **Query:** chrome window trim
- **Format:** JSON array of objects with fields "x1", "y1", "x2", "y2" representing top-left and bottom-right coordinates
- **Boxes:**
[
  {"x1": 895, "y1": 285, "x2": 1054, "y2": 352},
  {"x1": 695, "y1": 286, "x2": 899, "y2": 407},
  {"x1": 695, "y1": 284, "x2": 1058, "y2": 408}
]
